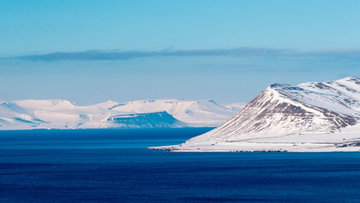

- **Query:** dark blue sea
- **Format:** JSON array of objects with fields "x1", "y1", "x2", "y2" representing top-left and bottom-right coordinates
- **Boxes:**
[{"x1": 1, "y1": 128, "x2": 360, "y2": 202}]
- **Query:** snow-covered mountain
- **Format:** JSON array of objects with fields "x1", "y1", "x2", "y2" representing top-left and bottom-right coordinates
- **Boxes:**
[
  {"x1": 151, "y1": 77, "x2": 360, "y2": 152},
  {"x1": 0, "y1": 99, "x2": 242, "y2": 130},
  {"x1": 108, "y1": 99, "x2": 244, "y2": 127}
]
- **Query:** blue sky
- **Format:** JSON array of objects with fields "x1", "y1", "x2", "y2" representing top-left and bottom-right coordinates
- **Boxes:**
[
  {"x1": 1, "y1": 0, "x2": 360, "y2": 55},
  {"x1": 1, "y1": 0, "x2": 360, "y2": 104}
]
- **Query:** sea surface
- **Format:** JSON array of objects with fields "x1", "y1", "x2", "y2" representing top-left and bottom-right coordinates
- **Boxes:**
[{"x1": 1, "y1": 128, "x2": 360, "y2": 202}]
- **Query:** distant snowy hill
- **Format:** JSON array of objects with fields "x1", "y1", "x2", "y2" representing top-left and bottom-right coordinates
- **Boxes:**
[
  {"x1": 151, "y1": 77, "x2": 360, "y2": 152},
  {"x1": 108, "y1": 99, "x2": 244, "y2": 127},
  {"x1": 0, "y1": 99, "x2": 242, "y2": 130}
]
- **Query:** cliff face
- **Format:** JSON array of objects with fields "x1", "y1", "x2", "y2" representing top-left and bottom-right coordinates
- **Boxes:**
[{"x1": 107, "y1": 111, "x2": 186, "y2": 128}]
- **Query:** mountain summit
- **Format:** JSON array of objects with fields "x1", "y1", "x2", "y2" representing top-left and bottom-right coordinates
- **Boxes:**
[{"x1": 151, "y1": 77, "x2": 360, "y2": 152}]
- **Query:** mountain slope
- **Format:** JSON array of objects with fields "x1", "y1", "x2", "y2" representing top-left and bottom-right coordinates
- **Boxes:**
[
  {"x1": 151, "y1": 77, "x2": 360, "y2": 152},
  {"x1": 0, "y1": 99, "x2": 241, "y2": 130}
]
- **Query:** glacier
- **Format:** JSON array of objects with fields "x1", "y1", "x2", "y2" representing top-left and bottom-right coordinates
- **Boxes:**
[
  {"x1": 150, "y1": 77, "x2": 360, "y2": 152},
  {"x1": 0, "y1": 99, "x2": 243, "y2": 130}
]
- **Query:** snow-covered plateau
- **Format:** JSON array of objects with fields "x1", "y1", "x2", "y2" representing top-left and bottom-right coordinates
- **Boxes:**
[
  {"x1": 150, "y1": 77, "x2": 360, "y2": 152},
  {"x1": 0, "y1": 99, "x2": 243, "y2": 130}
]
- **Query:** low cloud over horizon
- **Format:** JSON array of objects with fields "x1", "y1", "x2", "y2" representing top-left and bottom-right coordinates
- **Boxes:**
[
  {"x1": 4, "y1": 47, "x2": 360, "y2": 61},
  {"x1": 1, "y1": 46, "x2": 360, "y2": 105}
]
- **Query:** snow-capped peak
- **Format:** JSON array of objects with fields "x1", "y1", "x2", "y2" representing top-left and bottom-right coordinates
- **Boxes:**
[{"x1": 151, "y1": 77, "x2": 360, "y2": 152}]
